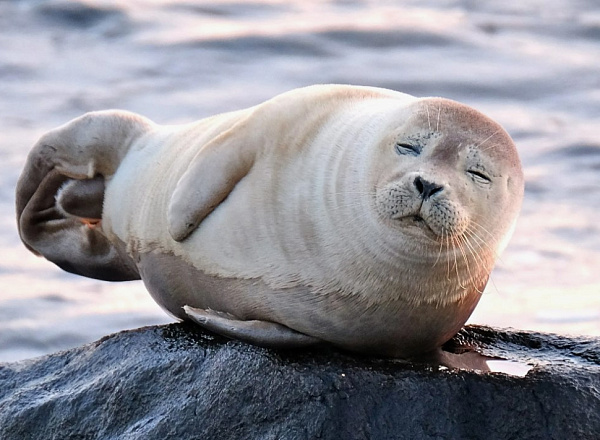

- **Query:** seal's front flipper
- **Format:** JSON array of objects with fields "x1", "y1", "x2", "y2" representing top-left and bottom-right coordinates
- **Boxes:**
[
  {"x1": 183, "y1": 305, "x2": 321, "y2": 348},
  {"x1": 412, "y1": 348, "x2": 492, "y2": 371},
  {"x1": 167, "y1": 118, "x2": 258, "y2": 242}
]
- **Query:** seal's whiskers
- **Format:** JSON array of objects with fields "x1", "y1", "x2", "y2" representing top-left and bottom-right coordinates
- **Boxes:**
[
  {"x1": 426, "y1": 106, "x2": 432, "y2": 131},
  {"x1": 458, "y1": 232, "x2": 485, "y2": 294},
  {"x1": 446, "y1": 232, "x2": 452, "y2": 281},
  {"x1": 450, "y1": 236, "x2": 467, "y2": 290},
  {"x1": 467, "y1": 219, "x2": 505, "y2": 264},
  {"x1": 477, "y1": 129, "x2": 501, "y2": 151},
  {"x1": 432, "y1": 228, "x2": 445, "y2": 268}
]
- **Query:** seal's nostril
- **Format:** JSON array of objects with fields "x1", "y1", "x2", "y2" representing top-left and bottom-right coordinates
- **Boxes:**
[
  {"x1": 427, "y1": 184, "x2": 443, "y2": 198},
  {"x1": 414, "y1": 177, "x2": 424, "y2": 194},
  {"x1": 414, "y1": 176, "x2": 443, "y2": 200}
]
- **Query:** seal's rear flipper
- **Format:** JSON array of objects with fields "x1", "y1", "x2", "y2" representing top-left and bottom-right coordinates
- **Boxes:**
[
  {"x1": 16, "y1": 110, "x2": 153, "y2": 281},
  {"x1": 18, "y1": 170, "x2": 140, "y2": 281},
  {"x1": 183, "y1": 305, "x2": 321, "y2": 348},
  {"x1": 56, "y1": 176, "x2": 106, "y2": 221}
]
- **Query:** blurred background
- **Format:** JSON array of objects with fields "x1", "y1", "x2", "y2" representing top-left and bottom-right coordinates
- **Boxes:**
[{"x1": 1, "y1": 0, "x2": 599, "y2": 362}]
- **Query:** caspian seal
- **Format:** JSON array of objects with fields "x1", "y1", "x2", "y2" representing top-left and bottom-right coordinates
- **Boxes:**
[{"x1": 16, "y1": 85, "x2": 524, "y2": 359}]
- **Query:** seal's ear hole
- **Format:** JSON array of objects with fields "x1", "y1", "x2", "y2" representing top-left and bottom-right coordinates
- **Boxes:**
[{"x1": 56, "y1": 176, "x2": 106, "y2": 220}]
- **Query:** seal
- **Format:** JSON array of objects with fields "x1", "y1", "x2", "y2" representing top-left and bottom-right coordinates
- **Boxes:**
[{"x1": 16, "y1": 84, "x2": 524, "y2": 359}]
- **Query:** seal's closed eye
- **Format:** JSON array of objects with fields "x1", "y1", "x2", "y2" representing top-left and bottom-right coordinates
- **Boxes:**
[
  {"x1": 467, "y1": 170, "x2": 491, "y2": 184},
  {"x1": 395, "y1": 142, "x2": 421, "y2": 156}
]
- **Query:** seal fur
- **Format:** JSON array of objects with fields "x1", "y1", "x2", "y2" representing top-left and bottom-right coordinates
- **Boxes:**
[{"x1": 16, "y1": 85, "x2": 524, "y2": 358}]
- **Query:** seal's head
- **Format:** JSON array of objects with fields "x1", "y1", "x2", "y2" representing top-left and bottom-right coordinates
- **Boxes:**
[{"x1": 370, "y1": 97, "x2": 524, "y2": 305}]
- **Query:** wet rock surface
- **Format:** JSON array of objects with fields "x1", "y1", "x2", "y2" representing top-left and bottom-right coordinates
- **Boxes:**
[{"x1": 0, "y1": 324, "x2": 598, "y2": 440}]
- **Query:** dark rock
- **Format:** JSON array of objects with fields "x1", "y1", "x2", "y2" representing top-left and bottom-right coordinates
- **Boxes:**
[{"x1": 0, "y1": 323, "x2": 598, "y2": 440}]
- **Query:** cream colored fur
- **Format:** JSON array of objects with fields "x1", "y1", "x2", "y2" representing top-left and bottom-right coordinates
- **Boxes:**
[
  {"x1": 17, "y1": 84, "x2": 524, "y2": 357},
  {"x1": 104, "y1": 85, "x2": 522, "y2": 306}
]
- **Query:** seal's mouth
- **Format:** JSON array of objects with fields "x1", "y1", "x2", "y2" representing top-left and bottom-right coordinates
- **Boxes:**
[{"x1": 397, "y1": 214, "x2": 438, "y2": 238}]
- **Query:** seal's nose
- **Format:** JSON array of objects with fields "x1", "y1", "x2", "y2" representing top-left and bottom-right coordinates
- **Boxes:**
[{"x1": 414, "y1": 176, "x2": 443, "y2": 200}]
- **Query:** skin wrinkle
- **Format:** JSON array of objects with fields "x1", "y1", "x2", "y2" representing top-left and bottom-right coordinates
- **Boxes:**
[{"x1": 16, "y1": 85, "x2": 524, "y2": 358}]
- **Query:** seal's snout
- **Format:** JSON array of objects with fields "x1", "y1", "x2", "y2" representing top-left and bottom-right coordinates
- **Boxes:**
[{"x1": 413, "y1": 176, "x2": 443, "y2": 200}]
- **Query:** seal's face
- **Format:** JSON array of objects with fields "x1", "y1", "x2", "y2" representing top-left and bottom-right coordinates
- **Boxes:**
[{"x1": 373, "y1": 98, "x2": 524, "y2": 267}]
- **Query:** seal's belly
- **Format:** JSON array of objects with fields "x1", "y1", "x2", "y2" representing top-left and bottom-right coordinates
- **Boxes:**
[{"x1": 138, "y1": 251, "x2": 478, "y2": 357}]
